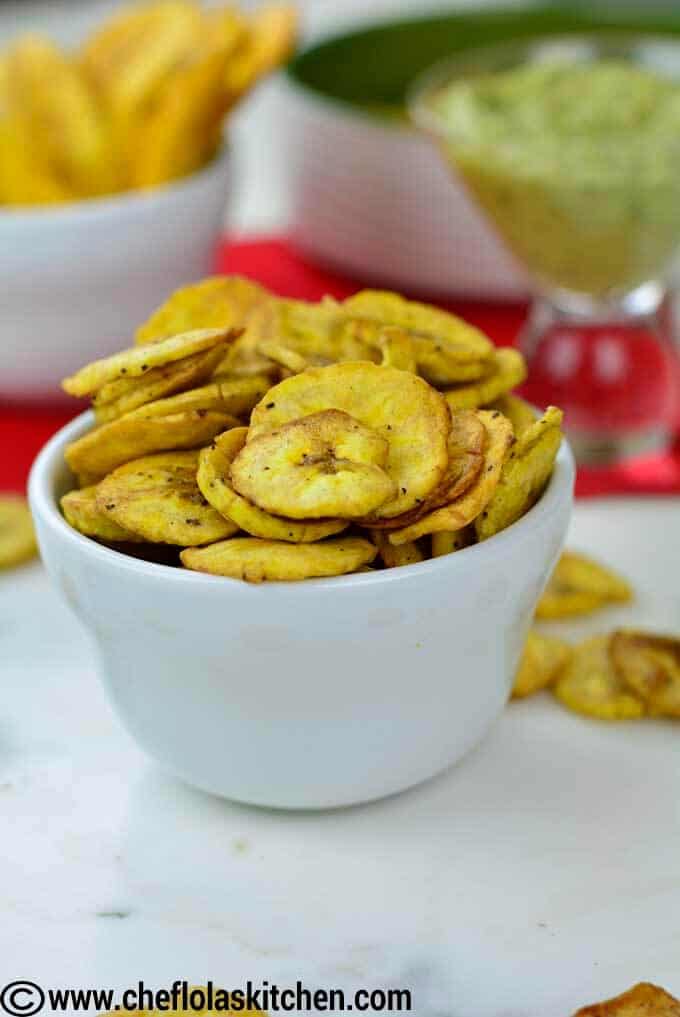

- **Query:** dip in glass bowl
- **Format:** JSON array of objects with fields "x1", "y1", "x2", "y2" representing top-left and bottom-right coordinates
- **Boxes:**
[{"x1": 411, "y1": 35, "x2": 680, "y2": 464}]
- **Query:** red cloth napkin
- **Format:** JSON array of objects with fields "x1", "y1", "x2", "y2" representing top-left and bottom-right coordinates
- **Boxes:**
[{"x1": 2, "y1": 236, "x2": 679, "y2": 497}]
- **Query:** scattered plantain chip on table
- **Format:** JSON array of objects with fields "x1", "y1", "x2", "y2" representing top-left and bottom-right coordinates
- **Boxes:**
[
  {"x1": 0, "y1": 496, "x2": 37, "y2": 570},
  {"x1": 536, "y1": 551, "x2": 633, "y2": 619},
  {"x1": 512, "y1": 630, "x2": 572, "y2": 699},
  {"x1": 553, "y1": 635, "x2": 645, "y2": 721},
  {"x1": 610, "y1": 629, "x2": 680, "y2": 718},
  {"x1": 572, "y1": 982, "x2": 680, "y2": 1016}
]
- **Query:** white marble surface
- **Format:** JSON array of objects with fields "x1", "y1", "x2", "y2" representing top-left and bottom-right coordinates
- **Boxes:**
[{"x1": 2, "y1": 498, "x2": 680, "y2": 1016}]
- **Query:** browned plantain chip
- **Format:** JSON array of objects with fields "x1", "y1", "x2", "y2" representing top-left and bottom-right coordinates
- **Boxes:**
[
  {"x1": 572, "y1": 982, "x2": 680, "y2": 1017},
  {"x1": 388, "y1": 409, "x2": 513, "y2": 544},
  {"x1": 553, "y1": 635, "x2": 645, "y2": 721},
  {"x1": 610, "y1": 629, "x2": 680, "y2": 718}
]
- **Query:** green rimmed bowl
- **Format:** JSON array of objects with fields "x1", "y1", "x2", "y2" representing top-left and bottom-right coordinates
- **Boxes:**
[{"x1": 281, "y1": 4, "x2": 680, "y2": 299}]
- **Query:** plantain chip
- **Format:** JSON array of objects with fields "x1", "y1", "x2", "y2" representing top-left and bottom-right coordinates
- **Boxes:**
[
  {"x1": 130, "y1": 43, "x2": 230, "y2": 188},
  {"x1": 198, "y1": 428, "x2": 347, "y2": 543},
  {"x1": 232, "y1": 409, "x2": 396, "y2": 520},
  {"x1": 92, "y1": 345, "x2": 228, "y2": 422},
  {"x1": 431, "y1": 527, "x2": 475, "y2": 557},
  {"x1": 389, "y1": 409, "x2": 513, "y2": 544},
  {"x1": 248, "y1": 362, "x2": 450, "y2": 520},
  {"x1": 0, "y1": 496, "x2": 37, "y2": 570},
  {"x1": 553, "y1": 635, "x2": 645, "y2": 721},
  {"x1": 489, "y1": 394, "x2": 537, "y2": 437},
  {"x1": 136, "y1": 276, "x2": 270, "y2": 344},
  {"x1": 61, "y1": 485, "x2": 143, "y2": 542},
  {"x1": 5, "y1": 35, "x2": 113, "y2": 196},
  {"x1": 475, "y1": 406, "x2": 563, "y2": 541},
  {"x1": 370, "y1": 530, "x2": 424, "y2": 569},
  {"x1": 80, "y1": 0, "x2": 203, "y2": 119},
  {"x1": 610, "y1": 629, "x2": 680, "y2": 718},
  {"x1": 65, "y1": 409, "x2": 238, "y2": 483},
  {"x1": 443, "y1": 348, "x2": 527, "y2": 411},
  {"x1": 118, "y1": 376, "x2": 270, "y2": 421},
  {"x1": 62, "y1": 328, "x2": 238, "y2": 398},
  {"x1": 223, "y1": 3, "x2": 298, "y2": 98},
  {"x1": 181, "y1": 535, "x2": 376, "y2": 583},
  {"x1": 572, "y1": 982, "x2": 680, "y2": 1017},
  {"x1": 0, "y1": 111, "x2": 75, "y2": 206},
  {"x1": 342, "y1": 289, "x2": 493, "y2": 385},
  {"x1": 512, "y1": 630, "x2": 572, "y2": 699},
  {"x1": 536, "y1": 551, "x2": 634, "y2": 620},
  {"x1": 367, "y1": 409, "x2": 486, "y2": 530},
  {"x1": 256, "y1": 339, "x2": 310, "y2": 375},
  {"x1": 96, "y1": 451, "x2": 237, "y2": 546},
  {"x1": 366, "y1": 327, "x2": 417, "y2": 373}
]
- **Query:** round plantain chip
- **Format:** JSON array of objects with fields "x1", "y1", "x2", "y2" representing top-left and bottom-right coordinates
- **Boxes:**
[
  {"x1": 181, "y1": 535, "x2": 376, "y2": 583},
  {"x1": 92, "y1": 346, "x2": 228, "y2": 423},
  {"x1": 65, "y1": 409, "x2": 238, "y2": 483},
  {"x1": 572, "y1": 981, "x2": 680, "y2": 1017},
  {"x1": 443, "y1": 348, "x2": 528, "y2": 412},
  {"x1": 62, "y1": 328, "x2": 239, "y2": 398},
  {"x1": 248, "y1": 362, "x2": 450, "y2": 520},
  {"x1": 342, "y1": 289, "x2": 493, "y2": 385},
  {"x1": 536, "y1": 551, "x2": 633, "y2": 620},
  {"x1": 96, "y1": 451, "x2": 237, "y2": 546},
  {"x1": 0, "y1": 496, "x2": 37, "y2": 570},
  {"x1": 232, "y1": 409, "x2": 396, "y2": 520},
  {"x1": 610, "y1": 629, "x2": 680, "y2": 718},
  {"x1": 476, "y1": 406, "x2": 563, "y2": 542},
  {"x1": 388, "y1": 409, "x2": 513, "y2": 545},
  {"x1": 553, "y1": 635, "x2": 645, "y2": 721},
  {"x1": 197, "y1": 428, "x2": 347, "y2": 543},
  {"x1": 512, "y1": 630, "x2": 573, "y2": 699},
  {"x1": 61, "y1": 485, "x2": 143, "y2": 543}
]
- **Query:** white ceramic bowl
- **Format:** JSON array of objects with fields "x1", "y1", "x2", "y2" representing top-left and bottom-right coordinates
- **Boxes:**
[
  {"x1": 0, "y1": 149, "x2": 230, "y2": 402},
  {"x1": 29, "y1": 411, "x2": 574, "y2": 809},
  {"x1": 279, "y1": 77, "x2": 528, "y2": 300}
]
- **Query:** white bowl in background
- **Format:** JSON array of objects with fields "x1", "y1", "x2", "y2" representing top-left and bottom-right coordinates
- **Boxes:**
[
  {"x1": 279, "y1": 78, "x2": 529, "y2": 301},
  {"x1": 0, "y1": 148, "x2": 231, "y2": 402},
  {"x1": 29, "y1": 411, "x2": 574, "y2": 810}
]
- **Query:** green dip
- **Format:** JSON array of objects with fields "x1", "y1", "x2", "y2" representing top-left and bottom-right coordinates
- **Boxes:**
[{"x1": 428, "y1": 61, "x2": 680, "y2": 296}]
